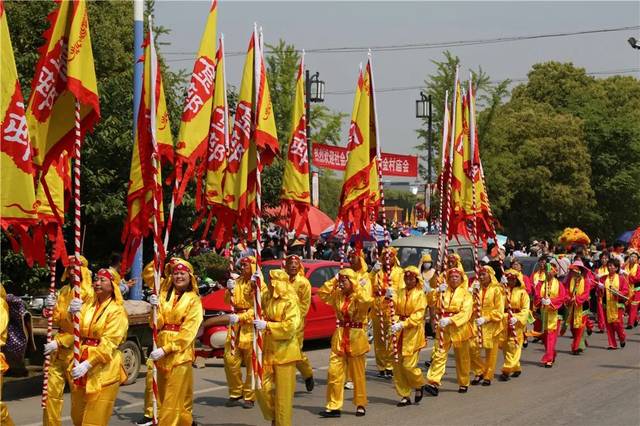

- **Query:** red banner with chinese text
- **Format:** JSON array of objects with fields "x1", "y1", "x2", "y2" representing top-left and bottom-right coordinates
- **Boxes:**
[{"x1": 312, "y1": 143, "x2": 418, "y2": 177}]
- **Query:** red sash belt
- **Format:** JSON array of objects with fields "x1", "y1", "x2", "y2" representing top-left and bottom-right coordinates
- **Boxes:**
[
  {"x1": 82, "y1": 338, "x2": 100, "y2": 347},
  {"x1": 442, "y1": 312, "x2": 455, "y2": 318},
  {"x1": 162, "y1": 324, "x2": 181, "y2": 332},
  {"x1": 399, "y1": 315, "x2": 409, "y2": 321}
]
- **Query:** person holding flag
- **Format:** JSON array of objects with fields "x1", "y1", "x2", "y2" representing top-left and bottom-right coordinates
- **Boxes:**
[
  {"x1": 498, "y1": 269, "x2": 531, "y2": 381},
  {"x1": 255, "y1": 269, "x2": 302, "y2": 426},
  {"x1": 469, "y1": 265, "x2": 504, "y2": 387},
  {"x1": 533, "y1": 261, "x2": 566, "y2": 367},
  {"x1": 283, "y1": 255, "x2": 315, "y2": 392},
  {"x1": 68, "y1": 268, "x2": 128, "y2": 426},
  {"x1": 318, "y1": 269, "x2": 372, "y2": 418},
  {"x1": 563, "y1": 259, "x2": 593, "y2": 355},
  {"x1": 224, "y1": 257, "x2": 259, "y2": 408},
  {"x1": 147, "y1": 259, "x2": 203, "y2": 425}
]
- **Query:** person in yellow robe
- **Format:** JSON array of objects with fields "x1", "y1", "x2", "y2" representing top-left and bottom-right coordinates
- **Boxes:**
[
  {"x1": 498, "y1": 269, "x2": 530, "y2": 381},
  {"x1": 369, "y1": 246, "x2": 403, "y2": 378},
  {"x1": 387, "y1": 266, "x2": 426, "y2": 406},
  {"x1": 533, "y1": 262, "x2": 567, "y2": 367},
  {"x1": 255, "y1": 269, "x2": 302, "y2": 426},
  {"x1": 148, "y1": 258, "x2": 203, "y2": 426},
  {"x1": 69, "y1": 268, "x2": 129, "y2": 426},
  {"x1": 42, "y1": 256, "x2": 94, "y2": 426},
  {"x1": 318, "y1": 268, "x2": 373, "y2": 418},
  {"x1": 469, "y1": 266, "x2": 504, "y2": 386},
  {"x1": 224, "y1": 256, "x2": 259, "y2": 408},
  {"x1": 424, "y1": 267, "x2": 473, "y2": 395},
  {"x1": 283, "y1": 255, "x2": 314, "y2": 392},
  {"x1": 0, "y1": 283, "x2": 15, "y2": 426}
]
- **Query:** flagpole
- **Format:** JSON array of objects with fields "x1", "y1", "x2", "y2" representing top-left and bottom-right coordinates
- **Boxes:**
[
  {"x1": 129, "y1": 0, "x2": 145, "y2": 301},
  {"x1": 369, "y1": 51, "x2": 398, "y2": 363},
  {"x1": 71, "y1": 98, "x2": 83, "y2": 384},
  {"x1": 435, "y1": 90, "x2": 449, "y2": 270},
  {"x1": 41, "y1": 256, "x2": 56, "y2": 408}
]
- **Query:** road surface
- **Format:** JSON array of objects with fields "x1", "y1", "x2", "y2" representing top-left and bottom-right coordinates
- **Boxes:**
[{"x1": 7, "y1": 328, "x2": 640, "y2": 426}]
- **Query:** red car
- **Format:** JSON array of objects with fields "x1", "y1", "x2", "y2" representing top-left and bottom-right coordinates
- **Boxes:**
[{"x1": 196, "y1": 259, "x2": 341, "y2": 358}]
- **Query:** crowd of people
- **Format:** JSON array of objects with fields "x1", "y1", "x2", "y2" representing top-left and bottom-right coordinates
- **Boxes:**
[{"x1": 0, "y1": 240, "x2": 638, "y2": 426}]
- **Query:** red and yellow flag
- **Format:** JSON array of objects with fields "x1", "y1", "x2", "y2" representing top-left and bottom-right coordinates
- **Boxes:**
[
  {"x1": 337, "y1": 59, "x2": 380, "y2": 240},
  {"x1": 281, "y1": 56, "x2": 310, "y2": 235},
  {"x1": 174, "y1": 0, "x2": 217, "y2": 205},
  {"x1": 122, "y1": 27, "x2": 173, "y2": 269},
  {"x1": 0, "y1": 1, "x2": 43, "y2": 265},
  {"x1": 26, "y1": 0, "x2": 100, "y2": 175},
  {"x1": 212, "y1": 32, "x2": 257, "y2": 246},
  {"x1": 202, "y1": 35, "x2": 227, "y2": 210},
  {"x1": 447, "y1": 75, "x2": 467, "y2": 240},
  {"x1": 255, "y1": 35, "x2": 279, "y2": 167}
]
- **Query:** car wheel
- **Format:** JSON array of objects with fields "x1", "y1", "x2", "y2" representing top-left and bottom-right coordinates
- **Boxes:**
[{"x1": 119, "y1": 340, "x2": 141, "y2": 386}]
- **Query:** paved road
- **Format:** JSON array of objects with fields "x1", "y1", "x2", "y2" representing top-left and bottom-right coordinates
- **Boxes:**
[{"x1": 7, "y1": 328, "x2": 640, "y2": 426}]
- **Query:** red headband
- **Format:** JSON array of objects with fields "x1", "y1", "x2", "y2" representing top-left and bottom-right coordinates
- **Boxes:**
[
  {"x1": 173, "y1": 263, "x2": 190, "y2": 274},
  {"x1": 448, "y1": 268, "x2": 462, "y2": 276},
  {"x1": 96, "y1": 269, "x2": 113, "y2": 281}
]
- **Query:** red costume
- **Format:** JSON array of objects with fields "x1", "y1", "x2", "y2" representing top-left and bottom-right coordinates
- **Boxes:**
[
  {"x1": 534, "y1": 269, "x2": 567, "y2": 366},
  {"x1": 623, "y1": 259, "x2": 640, "y2": 328},
  {"x1": 563, "y1": 261, "x2": 593, "y2": 354},
  {"x1": 598, "y1": 272, "x2": 629, "y2": 349}
]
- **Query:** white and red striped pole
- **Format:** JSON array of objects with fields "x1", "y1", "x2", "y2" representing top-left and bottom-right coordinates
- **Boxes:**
[
  {"x1": 41, "y1": 255, "x2": 57, "y2": 408},
  {"x1": 71, "y1": 99, "x2": 83, "y2": 383}
]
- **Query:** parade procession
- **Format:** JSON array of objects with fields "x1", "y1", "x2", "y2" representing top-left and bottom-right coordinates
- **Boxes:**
[{"x1": 1, "y1": 1, "x2": 639, "y2": 425}]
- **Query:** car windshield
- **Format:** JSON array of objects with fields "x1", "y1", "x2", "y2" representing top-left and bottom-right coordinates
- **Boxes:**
[{"x1": 397, "y1": 247, "x2": 438, "y2": 268}]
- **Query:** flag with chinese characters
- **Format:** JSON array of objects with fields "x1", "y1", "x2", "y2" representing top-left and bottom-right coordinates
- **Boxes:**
[
  {"x1": 212, "y1": 32, "x2": 257, "y2": 246},
  {"x1": 254, "y1": 35, "x2": 279, "y2": 167},
  {"x1": 26, "y1": 0, "x2": 100, "y2": 175},
  {"x1": 280, "y1": 56, "x2": 311, "y2": 236},
  {"x1": 447, "y1": 77, "x2": 467, "y2": 241},
  {"x1": 174, "y1": 0, "x2": 217, "y2": 205},
  {"x1": 337, "y1": 59, "x2": 380, "y2": 241},
  {"x1": 0, "y1": 1, "x2": 43, "y2": 265},
  {"x1": 122, "y1": 27, "x2": 173, "y2": 270}
]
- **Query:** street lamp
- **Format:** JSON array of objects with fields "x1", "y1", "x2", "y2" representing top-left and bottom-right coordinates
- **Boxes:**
[
  {"x1": 628, "y1": 37, "x2": 640, "y2": 50},
  {"x1": 304, "y1": 70, "x2": 324, "y2": 258},
  {"x1": 415, "y1": 91, "x2": 433, "y2": 232}
]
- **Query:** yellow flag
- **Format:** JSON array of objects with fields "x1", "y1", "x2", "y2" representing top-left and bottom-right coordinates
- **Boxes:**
[
  {"x1": 0, "y1": 1, "x2": 42, "y2": 264},
  {"x1": 338, "y1": 59, "x2": 379, "y2": 239},
  {"x1": 175, "y1": 0, "x2": 217, "y2": 204},
  {"x1": 448, "y1": 75, "x2": 467, "y2": 240},
  {"x1": 280, "y1": 56, "x2": 310, "y2": 235},
  {"x1": 122, "y1": 27, "x2": 172, "y2": 269},
  {"x1": 255, "y1": 33, "x2": 279, "y2": 166},
  {"x1": 202, "y1": 35, "x2": 227, "y2": 210},
  {"x1": 26, "y1": 0, "x2": 100, "y2": 175}
]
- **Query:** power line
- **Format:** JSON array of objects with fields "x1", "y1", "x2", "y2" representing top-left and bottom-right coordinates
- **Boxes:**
[
  {"x1": 322, "y1": 68, "x2": 640, "y2": 96},
  {"x1": 164, "y1": 25, "x2": 640, "y2": 62}
]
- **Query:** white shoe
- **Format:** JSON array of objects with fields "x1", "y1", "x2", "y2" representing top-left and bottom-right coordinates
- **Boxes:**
[{"x1": 344, "y1": 381, "x2": 354, "y2": 390}]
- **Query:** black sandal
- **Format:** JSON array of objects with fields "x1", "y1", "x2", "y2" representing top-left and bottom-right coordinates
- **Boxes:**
[
  {"x1": 498, "y1": 373, "x2": 510, "y2": 382},
  {"x1": 355, "y1": 406, "x2": 366, "y2": 417},
  {"x1": 458, "y1": 386, "x2": 468, "y2": 393},
  {"x1": 414, "y1": 387, "x2": 424, "y2": 403},
  {"x1": 471, "y1": 375, "x2": 483, "y2": 385},
  {"x1": 511, "y1": 371, "x2": 521, "y2": 378},
  {"x1": 481, "y1": 379, "x2": 491, "y2": 386},
  {"x1": 423, "y1": 384, "x2": 439, "y2": 397},
  {"x1": 397, "y1": 397, "x2": 412, "y2": 407}
]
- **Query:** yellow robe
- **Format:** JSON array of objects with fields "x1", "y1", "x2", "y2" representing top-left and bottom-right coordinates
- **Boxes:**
[
  {"x1": 155, "y1": 289, "x2": 203, "y2": 426},
  {"x1": 70, "y1": 298, "x2": 128, "y2": 426},
  {"x1": 289, "y1": 273, "x2": 313, "y2": 379},
  {"x1": 473, "y1": 284, "x2": 505, "y2": 348},
  {"x1": 257, "y1": 283, "x2": 302, "y2": 426},
  {"x1": 223, "y1": 277, "x2": 256, "y2": 401},
  {"x1": 318, "y1": 279, "x2": 373, "y2": 410},
  {"x1": 370, "y1": 265, "x2": 403, "y2": 371},
  {"x1": 537, "y1": 278, "x2": 563, "y2": 331},
  {"x1": 500, "y1": 285, "x2": 530, "y2": 374}
]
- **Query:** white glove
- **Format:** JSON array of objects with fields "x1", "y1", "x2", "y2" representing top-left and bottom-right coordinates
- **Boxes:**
[
  {"x1": 439, "y1": 317, "x2": 452, "y2": 328},
  {"x1": 423, "y1": 283, "x2": 433, "y2": 294},
  {"x1": 149, "y1": 347, "x2": 165, "y2": 361},
  {"x1": 500, "y1": 275, "x2": 508, "y2": 284},
  {"x1": 228, "y1": 314, "x2": 239, "y2": 325},
  {"x1": 598, "y1": 282, "x2": 605, "y2": 290},
  {"x1": 541, "y1": 297, "x2": 551, "y2": 306},
  {"x1": 509, "y1": 316, "x2": 518, "y2": 326},
  {"x1": 71, "y1": 360, "x2": 91, "y2": 380},
  {"x1": 620, "y1": 269, "x2": 628, "y2": 276},
  {"x1": 68, "y1": 298, "x2": 82, "y2": 314},
  {"x1": 390, "y1": 322, "x2": 403, "y2": 334},
  {"x1": 372, "y1": 261, "x2": 382, "y2": 272},
  {"x1": 250, "y1": 272, "x2": 261, "y2": 283},
  {"x1": 472, "y1": 281, "x2": 481, "y2": 292},
  {"x1": 44, "y1": 340, "x2": 58, "y2": 355},
  {"x1": 253, "y1": 319, "x2": 267, "y2": 331},
  {"x1": 44, "y1": 294, "x2": 57, "y2": 309},
  {"x1": 385, "y1": 287, "x2": 394, "y2": 299},
  {"x1": 438, "y1": 283, "x2": 448, "y2": 293},
  {"x1": 149, "y1": 294, "x2": 159, "y2": 307},
  {"x1": 359, "y1": 278, "x2": 368, "y2": 288},
  {"x1": 226, "y1": 279, "x2": 236, "y2": 291},
  {"x1": 476, "y1": 317, "x2": 486, "y2": 326}
]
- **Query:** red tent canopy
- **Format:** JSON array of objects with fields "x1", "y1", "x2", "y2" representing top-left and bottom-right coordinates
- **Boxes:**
[{"x1": 264, "y1": 205, "x2": 334, "y2": 239}]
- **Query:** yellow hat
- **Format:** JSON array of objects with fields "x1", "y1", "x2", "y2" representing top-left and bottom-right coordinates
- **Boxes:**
[
  {"x1": 269, "y1": 269, "x2": 295, "y2": 298},
  {"x1": 403, "y1": 266, "x2": 424, "y2": 287},
  {"x1": 504, "y1": 269, "x2": 524, "y2": 287},
  {"x1": 285, "y1": 254, "x2": 305, "y2": 276},
  {"x1": 95, "y1": 268, "x2": 124, "y2": 305},
  {"x1": 166, "y1": 258, "x2": 199, "y2": 294},
  {"x1": 338, "y1": 268, "x2": 358, "y2": 283}
]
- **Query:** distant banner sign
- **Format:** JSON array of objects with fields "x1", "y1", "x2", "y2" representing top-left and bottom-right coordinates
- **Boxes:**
[{"x1": 311, "y1": 143, "x2": 418, "y2": 177}]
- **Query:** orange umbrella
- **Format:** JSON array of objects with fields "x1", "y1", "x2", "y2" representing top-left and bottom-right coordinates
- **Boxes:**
[{"x1": 264, "y1": 205, "x2": 334, "y2": 239}]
